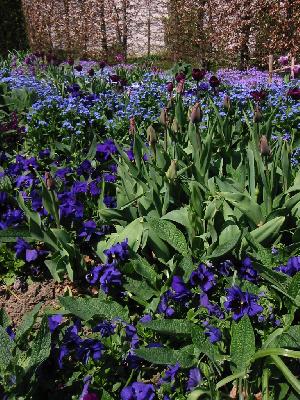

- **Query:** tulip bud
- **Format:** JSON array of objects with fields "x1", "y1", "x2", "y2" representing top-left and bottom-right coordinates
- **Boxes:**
[
  {"x1": 88, "y1": 68, "x2": 95, "y2": 77},
  {"x1": 165, "y1": 159, "x2": 177, "y2": 181},
  {"x1": 190, "y1": 102, "x2": 203, "y2": 124},
  {"x1": 209, "y1": 75, "x2": 220, "y2": 88},
  {"x1": 192, "y1": 68, "x2": 206, "y2": 81},
  {"x1": 259, "y1": 135, "x2": 271, "y2": 156},
  {"x1": 166, "y1": 82, "x2": 174, "y2": 93},
  {"x1": 160, "y1": 108, "x2": 168, "y2": 126},
  {"x1": 176, "y1": 80, "x2": 185, "y2": 95},
  {"x1": 44, "y1": 171, "x2": 55, "y2": 190},
  {"x1": 175, "y1": 72, "x2": 185, "y2": 82},
  {"x1": 253, "y1": 106, "x2": 263, "y2": 123},
  {"x1": 129, "y1": 117, "x2": 136, "y2": 134},
  {"x1": 223, "y1": 95, "x2": 231, "y2": 111},
  {"x1": 147, "y1": 125, "x2": 157, "y2": 145}
]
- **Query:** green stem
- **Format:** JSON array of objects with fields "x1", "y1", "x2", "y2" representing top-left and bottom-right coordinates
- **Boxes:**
[
  {"x1": 262, "y1": 368, "x2": 270, "y2": 400},
  {"x1": 271, "y1": 355, "x2": 300, "y2": 394}
]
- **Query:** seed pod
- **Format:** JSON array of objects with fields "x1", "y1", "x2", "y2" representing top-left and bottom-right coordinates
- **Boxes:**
[
  {"x1": 190, "y1": 102, "x2": 203, "y2": 124},
  {"x1": 259, "y1": 135, "x2": 271, "y2": 156},
  {"x1": 147, "y1": 125, "x2": 157, "y2": 145},
  {"x1": 129, "y1": 117, "x2": 136, "y2": 134},
  {"x1": 45, "y1": 171, "x2": 55, "y2": 190},
  {"x1": 223, "y1": 95, "x2": 231, "y2": 111},
  {"x1": 160, "y1": 108, "x2": 168, "y2": 126},
  {"x1": 165, "y1": 159, "x2": 177, "y2": 181},
  {"x1": 253, "y1": 106, "x2": 263, "y2": 123}
]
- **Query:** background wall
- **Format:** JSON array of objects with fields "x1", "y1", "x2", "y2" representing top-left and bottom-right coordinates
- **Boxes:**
[{"x1": 19, "y1": 0, "x2": 300, "y2": 67}]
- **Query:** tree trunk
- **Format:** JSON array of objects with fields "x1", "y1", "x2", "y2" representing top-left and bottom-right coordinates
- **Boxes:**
[{"x1": 99, "y1": 0, "x2": 108, "y2": 57}]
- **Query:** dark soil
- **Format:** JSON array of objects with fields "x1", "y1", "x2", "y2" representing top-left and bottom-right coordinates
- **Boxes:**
[{"x1": 0, "y1": 279, "x2": 88, "y2": 326}]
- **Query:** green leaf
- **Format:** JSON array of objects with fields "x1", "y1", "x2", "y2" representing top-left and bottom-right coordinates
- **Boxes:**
[
  {"x1": 273, "y1": 326, "x2": 300, "y2": 350},
  {"x1": 209, "y1": 224, "x2": 241, "y2": 259},
  {"x1": 128, "y1": 257, "x2": 159, "y2": 284},
  {"x1": 29, "y1": 317, "x2": 51, "y2": 369},
  {"x1": 123, "y1": 278, "x2": 157, "y2": 302},
  {"x1": 135, "y1": 345, "x2": 195, "y2": 368},
  {"x1": 230, "y1": 316, "x2": 255, "y2": 372},
  {"x1": 59, "y1": 296, "x2": 129, "y2": 322},
  {"x1": 0, "y1": 227, "x2": 32, "y2": 243},
  {"x1": 248, "y1": 216, "x2": 285, "y2": 245},
  {"x1": 0, "y1": 308, "x2": 11, "y2": 328},
  {"x1": 181, "y1": 255, "x2": 195, "y2": 283},
  {"x1": 16, "y1": 303, "x2": 42, "y2": 342},
  {"x1": 0, "y1": 325, "x2": 13, "y2": 371},
  {"x1": 147, "y1": 217, "x2": 189, "y2": 256},
  {"x1": 141, "y1": 319, "x2": 194, "y2": 335},
  {"x1": 220, "y1": 191, "x2": 264, "y2": 225},
  {"x1": 101, "y1": 389, "x2": 114, "y2": 400},
  {"x1": 162, "y1": 207, "x2": 190, "y2": 228}
]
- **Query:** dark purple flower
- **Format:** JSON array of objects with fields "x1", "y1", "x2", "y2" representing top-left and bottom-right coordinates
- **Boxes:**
[
  {"x1": 93, "y1": 321, "x2": 115, "y2": 337},
  {"x1": 89, "y1": 180, "x2": 101, "y2": 196},
  {"x1": 120, "y1": 382, "x2": 155, "y2": 400},
  {"x1": 83, "y1": 394, "x2": 99, "y2": 400},
  {"x1": 250, "y1": 90, "x2": 267, "y2": 102},
  {"x1": 275, "y1": 256, "x2": 300, "y2": 276},
  {"x1": 126, "y1": 324, "x2": 139, "y2": 348},
  {"x1": 86, "y1": 265, "x2": 103, "y2": 285},
  {"x1": 203, "y1": 323, "x2": 222, "y2": 343},
  {"x1": 99, "y1": 60, "x2": 106, "y2": 69},
  {"x1": 55, "y1": 167, "x2": 72, "y2": 182},
  {"x1": 199, "y1": 293, "x2": 224, "y2": 318},
  {"x1": 39, "y1": 148, "x2": 51, "y2": 159},
  {"x1": 78, "y1": 220, "x2": 104, "y2": 242},
  {"x1": 171, "y1": 275, "x2": 190, "y2": 301},
  {"x1": 48, "y1": 314, "x2": 63, "y2": 333},
  {"x1": 218, "y1": 260, "x2": 233, "y2": 276},
  {"x1": 103, "y1": 195, "x2": 116, "y2": 208},
  {"x1": 6, "y1": 326, "x2": 15, "y2": 341},
  {"x1": 100, "y1": 265, "x2": 122, "y2": 293},
  {"x1": 157, "y1": 291, "x2": 174, "y2": 317},
  {"x1": 240, "y1": 257, "x2": 258, "y2": 282},
  {"x1": 190, "y1": 264, "x2": 216, "y2": 292},
  {"x1": 187, "y1": 367, "x2": 202, "y2": 391},
  {"x1": 104, "y1": 239, "x2": 129, "y2": 266},
  {"x1": 224, "y1": 286, "x2": 263, "y2": 321},
  {"x1": 209, "y1": 75, "x2": 220, "y2": 88},
  {"x1": 159, "y1": 362, "x2": 180, "y2": 385},
  {"x1": 74, "y1": 64, "x2": 83, "y2": 72},
  {"x1": 77, "y1": 160, "x2": 93, "y2": 177},
  {"x1": 192, "y1": 68, "x2": 206, "y2": 81},
  {"x1": 96, "y1": 139, "x2": 117, "y2": 161},
  {"x1": 76, "y1": 339, "x2": 104, "y2": 364},
  {"x1": 72, "y1": 181, "x2": 88, "y2": 194},
  {"x1": 88, "y1": 68, "x2": 95, "y2": 77},
  {"x1": 110, "y1": 74, "x2": 120, "y2": 83},
  {"x1": 103, "y1": 173, "x2": 116, "y2": 183},
  {"x1": 139, "y1": 314, "x2": 152, "y2": 323},
  {"x1": 15, "y1": 238, "x2": 30, "y2": 258}
]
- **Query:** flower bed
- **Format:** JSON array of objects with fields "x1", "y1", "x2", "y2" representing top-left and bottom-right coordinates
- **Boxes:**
[{"x1": 0, "y1": 53, "x2": 300, "y2": 399}]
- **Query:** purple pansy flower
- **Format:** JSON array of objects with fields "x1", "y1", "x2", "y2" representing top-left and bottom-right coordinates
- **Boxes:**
[
  {"x1": 190, "y1": 264, "x2": 216, "y2": 292},
  {"x1": 224, "y1": 286, "x2": 263, "y2": 321},
  {"x1": 187, "y1": 367, "x2": 202, "y2": 391},
  {"x1": 120, "y1": 382, "x2": 155, "y2": 400}
]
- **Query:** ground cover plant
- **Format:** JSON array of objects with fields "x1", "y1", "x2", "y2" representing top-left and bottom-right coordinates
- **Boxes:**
[{"x1": 0, "y1": 52, "x2": 300, "y2": 399}]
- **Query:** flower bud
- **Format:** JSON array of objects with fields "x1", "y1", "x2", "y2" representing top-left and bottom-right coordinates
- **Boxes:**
[
  {"x1": 166, "y1": 82, "x2": 174, "y2": 93},
  {"x1": 209, "y1": 75, "x2": 220, "y2": 88},
  {"x1": 259, "y1": 135, "x2": 271, "y2": 156},
  {"x1": 190, "y1": 102, "x2": 203, "y2": 124},
  {"x1": 223, "y1": 95, "x2": 231, "y2": 111},
  {"x1": 88, "y1": 68, "x2": 95, "y2": 77},
  {"x1": 44, "y1": 171, "x2": 55, "y2": 190},
  {"x1": 288, "y1": 87, "x2": 300, "y2": 100},
  {"x1": 99, "y1": 60, "x2": 106, "y2": 69},
  {"x1": 171, "y1": 117, "x2": 180, "y2": 133},
  {"x1": 176, "y1": 80, "x2": 185, "y2": 94},
  {"x1": 165, "y1": 159, "x2": 177, "y2": 180},
  {"x1": 278, "y1": 55, "x2": 289, "y2": 66},
  {"x1": 160, "y1": 108, "x2": 168, "y2": 126},
  {"x1": 175, "y1": 72, "x2": 185, "y2": 82},
  {"x1": 147, "y1": 125, "x2": 157, "y2": 145},
  {"x1": 192, "y1": 68, "x2": 206, "y2": 81},
  {"x1": 129, "y1": 117, "x2": 136, "y2": 134},
  {"x1": 253, "y1": 106, "x2": 263, "y2": 123}
]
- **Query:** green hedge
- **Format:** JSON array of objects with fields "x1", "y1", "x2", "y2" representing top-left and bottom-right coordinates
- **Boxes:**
[{"x1": 0, "y1": 0, "x2": 28, "y2": 56}]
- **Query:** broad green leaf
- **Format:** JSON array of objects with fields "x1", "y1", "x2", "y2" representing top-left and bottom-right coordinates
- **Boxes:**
[
  {"x1": 16, "y1": 303, "x2": 42, "y2": 342},
  {"x1": 248, "y1": 216, "x2": 285, "y2": 245},
  {"x1": 128, "y1": 257, "x2": 159, "y2": 284},
  {"x1": 181, "y1": 255, "x2": 195, "y2": 283},
  {"x1": 273, "y1": 326, "x2": 300, "y2": 350},
  {"x1": 230, "y1": 316, "x2": 255, "y2": 372},
  {"x1": 135, "y1": 345, "x2": 195, "y2": 368},
  {"x1": 0, "y1": 227, "x2": 32, "y2": 243},
  {"x1": 209, "y1": 224, "x2": 241, "y2": 259},
  {"x1": 0, "y1": 308, "x2": 10, "y2": 328},
  {"x1": 147, "y1": 217, "x2": 189, "y2": 256},
  {"x1": 123, "y1": 278, "x2": 158, "y2": 302},
  {"x1": 141, "y1": 319, "x2": 194, "y2": 335},
  {"x1": 220, "y1": 191, "x2": 263, "y2": 226},
  {"x1": 162, "y1": 207, "x2": 190, "y2": 228},
  {"x1": 101, "y1": 389, "x2": 114, "y2": 400},
  {"x1": 59, "y1": 296, "x2": 129, "y2": 322},
  {"x1": 0, "y1": 325, "x2": 13, "y2": 371},
  {"x1": 29, "y1": 317, "x2": 51, "y2": 369}
]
